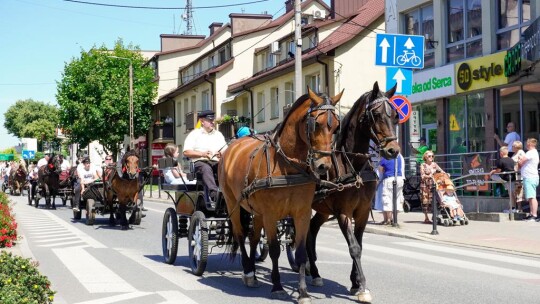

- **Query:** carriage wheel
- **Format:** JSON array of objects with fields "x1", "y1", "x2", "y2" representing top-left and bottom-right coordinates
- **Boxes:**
[
  {"x1": 73, "y1": 207, "x2": 82, "y2": 220},
  {"x1": 27, "y1": 191, "x2": 32, "y2": 205},
  {"x1": 162, "y1": 208, "x2": 179, "y2": 265},
  {"x1": 85, "y1": 199, "x2": 96, "y2": 225},
  {"x1": 403, "y1": 201, "x2": 411, "y2": 213},
  {"x1": 1, "y1": 183, "x2": 5, "y2": 193},
  {"x1": 34, "y1": 194, "x2": 40, "y2": 208},
  {"x1": 133, "y1": 199, "x2": 143, "y2": 225},
  {"x1": 255, "y1": 229, "x2": 269, "y2": 262},
  {"x1": 188, "y1": 211, "x2": 208, "y2": 276}
]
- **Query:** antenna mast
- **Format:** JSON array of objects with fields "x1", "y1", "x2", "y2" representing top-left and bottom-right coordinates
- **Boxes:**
[{"x1": 183, "y1": 0, "x2": 194, "y2": 35}]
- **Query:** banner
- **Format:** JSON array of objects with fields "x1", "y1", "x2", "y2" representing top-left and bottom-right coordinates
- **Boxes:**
[{"x1": 462, "y1": 153, "x2": 492, "y2": 191}]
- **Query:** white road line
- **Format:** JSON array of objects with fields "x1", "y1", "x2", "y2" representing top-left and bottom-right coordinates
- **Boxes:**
[
  {"x1": 31, "y1": 227, "x2": 66, "y2": 233},
  {"x1": 34, "y1": 236, "x2": 79, "y2": 243},
  {"x1": 30, "y1": 230, "x2": 70, "y2": 236},
  {"x1": 33, "y1": 233, "x2": 75, "y2": 239},
  {"x1": 74, "y1": 291, "x2": 153, "y2": 304},
  {"x1": 396, "y1": 241, "x2": 540, "y2": 268},
  {"x1": 318, "y1": 244, "x2": 540, "y2": 280},
  {"x1": 40, "y1": 210, "x2": 107, "y2": 248},
  {"x1": 156, "y1": 291, "x2": 199, "y2": 304},
  {"x1": 40, "y1": 240, "x2": 87, "y2": 247},
  {"x1": 53, "y1": 247, "x2": 136, "y2": 293}
]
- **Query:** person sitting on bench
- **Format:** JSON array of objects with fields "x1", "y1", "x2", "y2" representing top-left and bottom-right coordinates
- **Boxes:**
[
  {"x1": 183, "y1": 110, "x2": 227, "y2": 201},
  {"x1": 162, "y1": 143, "x2": 193, "y2": 185}
]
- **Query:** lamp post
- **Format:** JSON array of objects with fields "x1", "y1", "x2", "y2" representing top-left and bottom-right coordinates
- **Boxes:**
[{"x1": 108, "y1": 55, "x2": 134, "y2": 149}]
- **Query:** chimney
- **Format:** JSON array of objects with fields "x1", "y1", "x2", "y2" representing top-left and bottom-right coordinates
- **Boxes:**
[
  {"x1": 209, "y1": 22, "x2": 223, "y2": 35},
  {"x1": 229, "y1": 13, "x2": 273, "y2": 35},
  {"x1": 331, "y1": 0, "x2": 369, "y2": 19},
  {"x1": 285, "y1": 0, "x2": 293, "y2": 13},
  {"x1": 160, "y1": 34, "x2": 205, "y2": 52}
]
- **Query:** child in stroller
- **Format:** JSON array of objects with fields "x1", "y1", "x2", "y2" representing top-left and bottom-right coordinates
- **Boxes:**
[
  {"x1": 434, "y1": 173, "x2": 469, "y2": 226},
  {"x1": 441, "y1": 185, "x2": 466, "y2": 222}
]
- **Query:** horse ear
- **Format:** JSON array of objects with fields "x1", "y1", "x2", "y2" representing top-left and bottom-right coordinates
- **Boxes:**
[
  {"x1": 307, "y1": 87, "x2": 323, "y2": 105},
  {"x1": 385, "y1": 83, "x2": 397, "y2": 98},
  {"x1": 331, "y1": 89, "x2": 344, "y2": 106},
  {"x1": 372, "y1": 81, "x2": 380, "y2": 99}
]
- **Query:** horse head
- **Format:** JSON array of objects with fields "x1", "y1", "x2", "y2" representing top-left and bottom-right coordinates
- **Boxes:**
[
  {"x1": 277, "y1": 88, "x2": 341, "y2": 176},
  {"x1": 355, "y1": 81, "x2": 400, "y2": 159},
  {"x1": 48, "y1": 155, "x2": 63, "y2": 174},
  {"x1": 122, "y1": 150, "x2": 139, "y2": 180}
]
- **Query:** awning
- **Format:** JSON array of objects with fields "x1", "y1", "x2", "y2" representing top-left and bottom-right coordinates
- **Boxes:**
[{"x1": 221, "y1": 91, "x2": 247, "y2": 104}]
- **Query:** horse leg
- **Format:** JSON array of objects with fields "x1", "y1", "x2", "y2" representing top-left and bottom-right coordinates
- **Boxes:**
[
  {"x1": 264, "y1": 216, "x2": 288, "y2": 299},
  {"x1": 44, "y1": 184, "x2": 51, "y2": 208},
  {"x1": 228, "y1": 206, "x2": 257, "y2": 287},
  {"x1": 292, "y1": 211, "x2": 312, "y2": 304},
  {"x1": 119, "y1": 203, "x2": 129, "y2": 230},
  {"x1": 247, "y1": 214, "x2": 263, "y2": 284},
  {"x1": 307, "y1": 212, "x2": 329, "y2": 287}
]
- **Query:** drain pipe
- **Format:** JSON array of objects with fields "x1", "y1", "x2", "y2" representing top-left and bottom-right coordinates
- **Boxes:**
[
  {"x1": 316, "y1": 54, "x2": 329, "y2": 95},
  {"x1": 204, "y1": 75, "x2": 215, "y2": 109}
]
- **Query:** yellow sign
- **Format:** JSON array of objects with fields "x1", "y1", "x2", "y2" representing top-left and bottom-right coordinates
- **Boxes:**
[
  {"x1": 449, "y1": 114, "x2": 460, "y2": 131},
  {"x1": 455, "y1": 52, "x2": 508, "y2": 93}
]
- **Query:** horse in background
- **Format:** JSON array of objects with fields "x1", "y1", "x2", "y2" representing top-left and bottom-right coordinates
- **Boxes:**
[
  {"x1": 103, "y1": 149, "x2": 140, "y2": 230},
  {"x1": 306, "y1": 82, "x2": 400, "y2": 303},
  {"x1": 219, "y1": 89, "x2": 341, "y2": 303},
  {"x1": 9, "y1": 159, "x2": 27, "y2": 195},
  {"x1": 37, "y1": 154, "x2": 63, "y2": 209}
]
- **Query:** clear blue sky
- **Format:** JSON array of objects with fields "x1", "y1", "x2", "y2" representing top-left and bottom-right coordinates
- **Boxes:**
[{"x1": 0, "y1": 0, "x2": 293, "y2": 150}]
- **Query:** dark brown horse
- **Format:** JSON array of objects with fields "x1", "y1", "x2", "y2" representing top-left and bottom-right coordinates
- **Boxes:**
[
  {"x1": 219, "y1": 89, "x2": 341, "y2": 303},
  {"x1": 9, "y1": 159, "x2": 27, "y2": 195},
  {"x1": 37, "y1": 155, "x2": 63, "y2": 209},
  {"x1": 103, "y1": 150, "x2": 140, "y2": 230},
  {"x1": 306, "y1": 82, "x2": 399, "y2": 303}
]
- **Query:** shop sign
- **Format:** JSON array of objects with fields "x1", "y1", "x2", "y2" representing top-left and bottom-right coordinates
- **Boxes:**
[
  {"x1": 409, "y1": 64, "x2": 455, "y2": 103},
  {"x1": 462, "y1": 153, "x2": 492, "y2": 192},
  {"x1": 521, "y1": 16, "x2": 540, "y2": 62},
  {"x1": 151, "y1": 143, "x2": 167, "y2": 176},
  {"x1": 409, "y1": 110, "x2": 420, "y2": 141},
  {"x1": 455, "y1": 52, "x2": 508, "y2": 93}
]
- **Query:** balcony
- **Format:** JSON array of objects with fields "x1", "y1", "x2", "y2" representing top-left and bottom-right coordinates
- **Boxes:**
[{"x1": 153, "y1": 123, "x2": 174, "y2": 142}]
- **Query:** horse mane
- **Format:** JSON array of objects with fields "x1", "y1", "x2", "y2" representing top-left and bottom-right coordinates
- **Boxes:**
[
  {"x1": 273, "y1": 93, "x2": 310, "y2": 140},
  {"x1": 335, "y1": 91, "x2": 370, "y2": 149}
]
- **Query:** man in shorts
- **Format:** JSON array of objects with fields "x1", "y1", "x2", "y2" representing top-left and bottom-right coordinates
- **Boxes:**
[{"x1": 518, "y1": 138, "x2": 539, "y2": 221}]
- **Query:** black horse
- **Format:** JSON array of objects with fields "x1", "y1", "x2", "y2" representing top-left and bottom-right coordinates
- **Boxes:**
[{"x1": 37, "y1": 155, "x2": 63, "y2": 209}]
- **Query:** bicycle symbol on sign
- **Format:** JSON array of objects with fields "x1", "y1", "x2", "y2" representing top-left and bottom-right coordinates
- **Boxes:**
[{"x1": 396, "y1": 50, "x2": 422, "y2": 67}]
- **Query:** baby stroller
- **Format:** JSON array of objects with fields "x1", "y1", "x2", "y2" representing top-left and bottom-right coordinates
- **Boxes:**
[{"x1": 433, "y1": 172, "x2": 469, "y2": 227}]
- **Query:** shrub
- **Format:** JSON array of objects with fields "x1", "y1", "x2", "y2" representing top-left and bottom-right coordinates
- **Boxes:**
[
  {"x1": 0, "y1": 251, "x2": 55, "y2": 304},
  {"x1": 0, "y1": 192, "x2": 17, "y2": 248}
]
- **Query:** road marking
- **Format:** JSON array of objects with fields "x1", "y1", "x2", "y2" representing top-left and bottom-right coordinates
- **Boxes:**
[
  {"x1": 33, "y1": 233, "x2": 75, "y2": 239},
  {"x1": 53, "y1": 247, "x2": 136, "y2": 293},
  {"x1": 40, "y1": 209, "x2": 107, "y2": 248},
  {"x1": 41, "y1": 240, "x2": 87, "y2": 247},
  {"x1": 34, "y1": 236, "x2": 79, "y2": 243},
  {"x1": 396, "y1": 241, "x2": 540, "y2": 268},
  {"x1": 74, "y1": 291, "x2": 152, "y2": 304},
  {"x1": 156, "y1": 291, "x2": 199, "y2": 304}
]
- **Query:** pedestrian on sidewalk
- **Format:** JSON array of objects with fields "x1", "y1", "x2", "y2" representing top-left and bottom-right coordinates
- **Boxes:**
[
  {"x1": 378, "y1": 153, "x2": 405, "y2": 225},
  {"x1": 420, "y1": 151, "x2": 446, "y2": 224},
  {"x1": 494, "y1": 121, "x2": 520, "y2": 156},
  {"x1": 518, "y1": 138, "x2": 539, "y2": 221},
  {"x1": 489, "y1": 146, "x2": 516, "y2": 189},
  {"x1": 511, "y1": 141, "x2": 526, "y2": 211}
]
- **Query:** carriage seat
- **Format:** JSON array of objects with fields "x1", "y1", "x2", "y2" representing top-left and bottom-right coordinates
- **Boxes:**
[{"x1": 158, "y1": 157, "x2": 197, "y2": 192}]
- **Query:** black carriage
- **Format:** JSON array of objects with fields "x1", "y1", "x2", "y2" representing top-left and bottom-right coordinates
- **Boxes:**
[
  {"x1": 73, "y1": 181, "x2": 143, "y2": 226},
  {"x1": 159, "y1": 157, "x2": 268, "y2": 276}
]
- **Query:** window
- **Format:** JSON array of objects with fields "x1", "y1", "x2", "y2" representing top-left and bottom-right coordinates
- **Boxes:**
[
  {"x1": 202, "y1": 90, "x2": 210, "y2": 110},
  {"x1": 257, "y1": 91, "x2": 265, "y2": 122},
  {"x1": 183, "y1": 98, "x2": 188, "y2": 125},
  {"x1": 285, "y1": 82, "x2": 294, "y2": 105},
  {"x1": 447, "y1": 0, "x2": 482, "y2": 62},
  {"x1": 266, "y1": 52, "x2": 275, "y2": 69},
  {"x1": 219, "y1": 48, "x2": 226, "y2": 64},
  {"x1": 176, "y1": 101, "x2": 182, "y2": 126},
  {"x1": 270, "y1": 87, "x2": 279, "y2": 119},
  {"x1": 305, "y1": 74, "x2": 320, "y2": 93},
  {"x1": 194, "y1": 62, "x2": 202, "y2": 77},
  {"x1": 497, "y1": 0, "x2": 531, "y2": 50},
  {"x1": 404, "y1": 4, "x2": 435, "y2": 69},
  {"x1": 288, "y1": 40, "x2": 295, "y2": 58}
]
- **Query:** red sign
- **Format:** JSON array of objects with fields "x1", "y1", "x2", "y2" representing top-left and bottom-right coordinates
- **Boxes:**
[
  {"x1": 151, "y1": 143, "x2": 167, "y2": 176},
  {"x1": 389, "y1": 95, "x2": 412, "y2": 123}
]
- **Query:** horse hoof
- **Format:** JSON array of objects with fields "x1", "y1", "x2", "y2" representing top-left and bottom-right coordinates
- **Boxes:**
[
  {"x1": 242, "y1": 273, "x2": 259, "y2": 288},
  {"x1": 271, "y1": 290, "x2": 288, "y2": 300},
  {"x1": 121, "y1": 225, "x2": 129, "y2": 230},
  {"x1": 298, "y1": 297, "x2": 312, "y2": 304},
  {"x1": 350, "y1": 288, "x2": 359, "y2": 296},
  {"x1": 310, "y1": 277, "x2": 324, "y2": 287},
  {"x1": 357, "y1": 290, "x2": 372, "y2": 303}
]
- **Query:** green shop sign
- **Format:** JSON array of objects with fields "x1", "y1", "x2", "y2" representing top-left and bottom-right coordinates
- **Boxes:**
[{"x1": 0, "y1": 154, "x2": 14, "y2": 161}]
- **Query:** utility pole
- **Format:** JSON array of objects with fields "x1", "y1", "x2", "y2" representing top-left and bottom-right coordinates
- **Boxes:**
[{"x1": 294, "y1": 0, "x2": 302, "y2": 100}]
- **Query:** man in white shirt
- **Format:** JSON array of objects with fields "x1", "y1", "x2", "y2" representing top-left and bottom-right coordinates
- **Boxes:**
[
  {"x1": 73, "y1": 157, "x2": 98, "y2": 212},
  {"x1": 494, "y1": 122, "x2": 520, "y2": 154},
  {"x1": 518, "y1": 138, "x2": 539, "y2": 221},
  {"x1": 37, "y1": 154, "x2": 50, "y2": 169},
  {"x1": 183, "y1": 110, "x2": 227, "y2": 201}
]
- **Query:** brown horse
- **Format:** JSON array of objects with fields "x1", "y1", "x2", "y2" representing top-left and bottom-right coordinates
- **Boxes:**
[
  {"x1": 103, "y1": 150, "x2": 140, "y2": 230},
  {"x1": 306, "y1": 82, "x2": 399, "y2": 303},
  {"x1": 219, "y1": 89, "x2": 341, "y2": 303},
  {"x1": 9, "y1": 159, "x2": 27, "y2": 195},
  {"x1": 37, "y1": 155, "x2": 63, "y2": 209}
]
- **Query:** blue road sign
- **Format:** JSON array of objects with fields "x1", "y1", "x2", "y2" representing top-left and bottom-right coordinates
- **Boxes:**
[
  {"x1": 375, "y1": 33, "x2": 425, "y2": 69},
  {"x1": 386, "y1": 67, "x2": 413, "y2": 96},
  {"x1": 22, "y1": 150, "x2": 35, "y2": 160},
  {"x1": 388, "y1": 95, "x2": 412, "y2": 123}
]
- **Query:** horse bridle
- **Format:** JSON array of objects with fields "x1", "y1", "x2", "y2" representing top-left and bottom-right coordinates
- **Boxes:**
[
  {"x1": 305, "y1": 97, "x2": 338, "y2": 172},
  {"x1": 122, "y1": 156, "x2": 139, "y2": 180},
  {"x1": 361, "y1": 95, "x2": 397, "y2": 151}
]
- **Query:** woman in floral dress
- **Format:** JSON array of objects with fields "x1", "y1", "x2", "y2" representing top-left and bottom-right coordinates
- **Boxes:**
[{"x1": 420, "y1": 151, "x2": 446, "y2": 223}]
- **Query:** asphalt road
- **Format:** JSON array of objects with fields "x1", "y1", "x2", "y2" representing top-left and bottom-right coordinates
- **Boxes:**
[{"x1": 9, "y1": 194, "x2": 540, "y2": 304}]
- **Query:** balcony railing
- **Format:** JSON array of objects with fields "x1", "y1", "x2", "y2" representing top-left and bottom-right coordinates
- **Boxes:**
[{"x1": 153, "y1": 123, "x2": 174, "y2": 141}]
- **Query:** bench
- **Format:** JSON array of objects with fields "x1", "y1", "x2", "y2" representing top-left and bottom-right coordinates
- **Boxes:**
[{"x1": 157, "y1": 157, "x2": 198, "y2": 215}]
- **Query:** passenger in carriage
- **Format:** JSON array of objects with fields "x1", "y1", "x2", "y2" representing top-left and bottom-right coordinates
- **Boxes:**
[
  {"x1": 162, "y1": 143, "x2": 193, "y2": 185},
  {"x1": 36, "y1": 154, "x2": 50, "y2": 169},
  {"x1": 59, "y1": 155, "x2": 72, "y2": 184},
  {"x1": 73, "y1": 157, "x2": 99, "y2": 212},
  {"x1": 28, "y1": 161, "x2": 39, "y2": 198},
  {"x1": 183, "y1": 110, "x2": 227, "y2": 201}
]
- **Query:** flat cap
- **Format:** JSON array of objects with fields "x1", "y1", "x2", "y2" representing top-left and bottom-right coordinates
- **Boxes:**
[{"x1": 198, "y1": 110, "x2": 215, "y2": 120}]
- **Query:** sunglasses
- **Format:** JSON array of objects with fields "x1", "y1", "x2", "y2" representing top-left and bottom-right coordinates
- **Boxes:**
[
  {"x1": 426, "y1": 155, "x2": 434, "y2": 158},
  {"x1": 105, "y1": 158, "x2": 112, "y2": 160}
]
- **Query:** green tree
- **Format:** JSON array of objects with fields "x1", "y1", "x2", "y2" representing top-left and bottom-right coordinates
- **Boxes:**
[
  {"x1": 3, "y1": 99, "x2": 60, "y2": 150},
  {"x1": 56, "y1": 39, "x2": 157, "y2": 157}
]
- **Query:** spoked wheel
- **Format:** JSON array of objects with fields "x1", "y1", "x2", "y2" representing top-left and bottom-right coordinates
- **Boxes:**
[
  {"x1": 132, "y1": 199, "x2": 143, "y2": 225},
  {"x1": 255, "y1": 229, "x2": 269, "y2": 262},
  {"x1": 403, "y1": 201, "x2": 411, "y2": 213},
  {"x1": 85, "y1": 199, "x2": 96, "y2": 225},
  {"x1": 27, "y1": 191, "x2": 32, "y2": 205},
  {"x1": 188, "y1": 211, "x2": 208, "y2": 276},
  {"x1": 34, "y1": 194, "x2": 40, "y2": 208},
  {"x1": 162, "y1": 208, "x2": 179, "y2": 265}
]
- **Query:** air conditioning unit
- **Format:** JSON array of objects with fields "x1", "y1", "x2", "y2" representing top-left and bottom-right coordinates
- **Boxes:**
[
  {"x1": 271, "y1": 41, "x2": 281, "y2": 54},
  {"x1": 313, "y1": 10, "x2": 326, "y2": 20}
]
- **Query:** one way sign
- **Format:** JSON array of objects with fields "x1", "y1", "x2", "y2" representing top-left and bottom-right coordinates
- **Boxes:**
[
  {"x1": 375, "y1": 33, "x2": 425, "y2": 69},
  {"x1": 386, "y1": 67, "x2": 412, "y2": 95}
]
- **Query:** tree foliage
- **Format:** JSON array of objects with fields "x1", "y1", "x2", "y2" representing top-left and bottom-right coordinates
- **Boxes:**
[
  {"x1": 56, "y1": 39, "x2": 157, "y2": 156},
  {"x1": 3, "y1": 99, "x2": 60, "y2": 147}
]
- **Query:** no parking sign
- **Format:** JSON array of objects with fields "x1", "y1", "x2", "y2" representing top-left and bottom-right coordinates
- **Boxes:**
[{"x1": 388, "y1": 95, "x2": 411, "y2": 123}]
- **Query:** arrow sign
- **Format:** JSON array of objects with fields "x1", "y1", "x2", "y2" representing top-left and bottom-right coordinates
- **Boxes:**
[
  {"x1": 22, "y1": 150, "x2": 35, "y2": 160},
  {"x1": 379, "y1": 38, "x2": 390, "y2": 63},
  {"x1": 388, "y1": 95, "x2": 412, "y2": 124},
  {"x1": 386, "y1": 67, "x2": 412, "y2": 96},
  {"x1": 404, "y1": 37, "x2": 415, "y2": 49}
]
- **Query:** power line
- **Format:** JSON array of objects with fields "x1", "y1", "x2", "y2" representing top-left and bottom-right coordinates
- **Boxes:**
[{"x1": 61, "y1": 0, "x2": 270, "y2": 10}]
